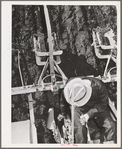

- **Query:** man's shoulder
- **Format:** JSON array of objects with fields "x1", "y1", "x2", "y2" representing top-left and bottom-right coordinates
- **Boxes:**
[
  {"x1": 85, "y1": 77, "x2": 100, "y2": 81},
  {"x1": 68, "y1": 76, "x2": 103, "y2": 85}
]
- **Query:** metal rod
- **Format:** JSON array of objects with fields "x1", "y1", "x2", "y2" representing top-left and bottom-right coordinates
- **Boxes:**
[
  {"x1": 71, "y1": 104, "x2": 75, "y2": 144},
  {"x1": 38, "y1": 59, "x2": 49, "y2": 85},
  {"x1": 103, "y1": 52, "x2": 112, "y2": 77},
  {"x1": 71, "y1": 89, "x2": 75, "y2": 144},
  {"x1": 54, "y1": 60, "x2": 68, "y2": 82},
  {"x1": 17, "y1": 50, "x2": 24, "y2": 86},
  {"x1": 44, "y1": 5, "x2": 56, "y2": 86}
]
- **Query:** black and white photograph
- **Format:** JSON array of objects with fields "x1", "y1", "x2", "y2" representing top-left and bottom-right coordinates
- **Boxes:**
[{"x1": 2, "y1": 1, "x2": 121, "y2": 148}]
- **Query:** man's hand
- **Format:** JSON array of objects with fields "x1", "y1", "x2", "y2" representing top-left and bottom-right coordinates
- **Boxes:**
[
  {"x1": 80, "y1": 114, "x2": 89, "y2": 125},
  {"x1": 57, "y1": 114, "x2": 64, "y2": 121}
]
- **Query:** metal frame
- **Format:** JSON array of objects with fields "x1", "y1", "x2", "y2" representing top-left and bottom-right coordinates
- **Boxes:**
[
  {"x1": 92, "y1": 27, "x2": 117, "y2": 83},
  {"x1": 11, "y1": 5, "x2": 68, "y2": 144},
  {"x1": 12, "y1": 7, "x2": 117, "y2": 144}
]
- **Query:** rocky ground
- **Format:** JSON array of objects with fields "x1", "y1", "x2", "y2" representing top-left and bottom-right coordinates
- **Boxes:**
[{"x1": 12, "y1": 5, "x2": 117, "y2": 143}]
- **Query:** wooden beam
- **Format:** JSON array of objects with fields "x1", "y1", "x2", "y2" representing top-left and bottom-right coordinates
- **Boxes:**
[
  {"x1": 11, "y1": 81, "x2": 65, "y2": 95},
  {"x1": 35, "y1": 50, "x2": 63, "y2": 57}
]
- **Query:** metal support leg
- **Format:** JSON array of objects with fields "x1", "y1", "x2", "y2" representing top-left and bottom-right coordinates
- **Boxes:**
[{"x1": 28, "y1": 93, "x2": 37, "y2": 143}]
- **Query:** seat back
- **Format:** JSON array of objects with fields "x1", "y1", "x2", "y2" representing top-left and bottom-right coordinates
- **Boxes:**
[{"x1": 33, "y1": 36, "x2": 63, "y2": 66}]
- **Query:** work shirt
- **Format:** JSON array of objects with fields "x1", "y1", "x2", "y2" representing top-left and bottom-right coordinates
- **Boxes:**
[{"x1": 60, "y1": 77, "x2": 109, "y2": 119}]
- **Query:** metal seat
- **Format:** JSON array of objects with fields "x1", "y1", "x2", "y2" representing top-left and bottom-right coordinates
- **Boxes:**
[
  {"x1": 96, "y1": 28, "x2": 117, "y2": 50},
  {"x1": 33, "y1": 35, "x2": 63, "y2": 66},
  {"x1": 92, "y1": 27, "x2": 117, "y2": 82}
]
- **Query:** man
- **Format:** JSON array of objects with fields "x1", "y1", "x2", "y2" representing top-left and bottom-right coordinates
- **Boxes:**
[{"x1": 58, "y1": 77, "x2": 116, "y2": 144}]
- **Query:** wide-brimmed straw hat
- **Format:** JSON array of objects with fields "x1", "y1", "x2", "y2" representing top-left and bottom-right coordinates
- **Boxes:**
[{"x1": 64, "y1": 78, "x2": 92, "y2": 107}]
